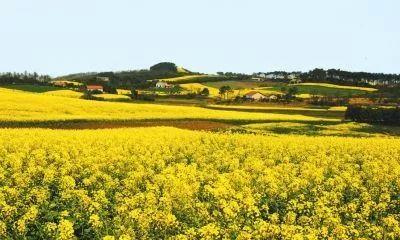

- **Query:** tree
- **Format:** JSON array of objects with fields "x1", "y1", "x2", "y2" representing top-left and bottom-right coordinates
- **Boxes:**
[
  {"x1": 219, "y1": 86, "x2": 232, "y2": 100},
  {"x1": 236, "y1": 87, "x2": 244, "y2": 97},
  {"x1": 200, "y1": 88, "x2": 210, "y2": 96},
  {"x1": 310, "y1": 89, "x2": 318, "y2": 98},
  {"x1": 288, "y1": 86, "x2": 298, "y2": 96},
  {"x1": 309, "y1": 68, "x2": 327, "y2": 81},
  {"x1": 281, "y1": 86, "x2": 298, "y2": 102},
  {"x1": 103, "y1": 85, "x2": 117, "y2": 94},
  {"x1": 0, "y1": 71, "x2": 52, "y2": 85},
  {"x1": 130, "y1": 88, "x2": 139, "y2": 99},
  {"x1": 169, "y1": 85, "x2": 182, "y2": 95}
]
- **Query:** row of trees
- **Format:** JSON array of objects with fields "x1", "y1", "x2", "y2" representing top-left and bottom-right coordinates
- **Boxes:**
[
  {"x1": 300, "y1": 68, "x2": 400, "y2": 87},
  {"x1": 257, "y1": 69, "x2": 400, "y2": 87},
  {"x1": 0, "y1": 72, "x2": 51, "y2": 85},
  {"x1": 345, "y1": 105, "x2": 400, "y2": 125},
  {"x1": 216, "y1": 72, "x2": 251, "y2": 81}
]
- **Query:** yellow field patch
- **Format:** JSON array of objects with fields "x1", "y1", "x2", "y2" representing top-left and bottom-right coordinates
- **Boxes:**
[
  {"x1": 43, "y1": 90, "x2": 83, "y2": 98},
  {"x1": 117, "y1": 89, "x2": 131, "y2": 95},
  {"x1": 294, "y1": 82, "x2": 377, "y2": 91},
  {"x1": 0, "y1": 87, "x2": 334, "y2": 123},
  {"x1": 207, "y1": 104, "x2": 346, "y2": 112},
  {"x1": 50, "y1": 80, "x2": 82, "y2": 86},
  {"x1": 93, "y1": 94, "x2": 131, "y2": 100},
  {"x1": 180, "y1": 83, "x2": 219, "y2": 96},
  {"x1": 160, "y1": 75, "x2": 208, "y2": 82}
]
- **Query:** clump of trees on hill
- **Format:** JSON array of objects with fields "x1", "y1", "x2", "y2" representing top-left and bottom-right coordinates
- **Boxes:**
[
  {"x1": 58, "y1": 62, "x2": 193, "y2": 90},
  {"x1": 149, "y1": 62, "x2": 178, "y2": 72},
  {"x1": 345, "y1": 105, "x2": 400, "y2": 125},
  {"x1": 57, "y1": 63, "x2": 253, "y2": 91},
  {"x1": 0, "y1": 72, "x2": 51, "y2": 85}
]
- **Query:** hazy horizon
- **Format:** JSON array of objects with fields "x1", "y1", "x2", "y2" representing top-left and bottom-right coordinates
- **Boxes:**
[{"x1": 1, "y1": 0, "x2": 399, "y2": 76}]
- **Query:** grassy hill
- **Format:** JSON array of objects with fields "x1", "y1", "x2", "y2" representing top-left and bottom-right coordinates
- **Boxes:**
[{"x1": 55, "y1": 63, "x2": 199, "y2": 87}]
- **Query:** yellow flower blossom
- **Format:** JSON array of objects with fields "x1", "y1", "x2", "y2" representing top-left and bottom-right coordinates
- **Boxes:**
[
  {"x1": 0, "y1": 128, "x2": 398, "y2": 239},
  {"x1": 57, "y1": 219, "x2": 75, "y2": 240}
]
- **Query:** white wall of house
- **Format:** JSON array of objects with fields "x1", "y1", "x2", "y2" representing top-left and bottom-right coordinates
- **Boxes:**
[
  {"x1": 245, "y1": 93, "x2": 265, "y2": 100},
  {"x1": 156, "y1": 82, "x2": 169, "y2": 88}
]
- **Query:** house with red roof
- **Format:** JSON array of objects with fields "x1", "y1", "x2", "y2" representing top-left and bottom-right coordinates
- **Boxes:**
[{"x1": 86, "y1": 85, "x2": 104, "y2": 93}]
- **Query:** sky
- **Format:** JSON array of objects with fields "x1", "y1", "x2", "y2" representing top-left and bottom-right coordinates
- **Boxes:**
[{"x1": 0, "y1": 0, "x2": 399, "y2": 76}]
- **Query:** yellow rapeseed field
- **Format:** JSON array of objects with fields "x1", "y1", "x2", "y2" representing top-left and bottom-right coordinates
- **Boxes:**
[
  {"x1": 0, "y1": 128, "x2": 399, "y2": 239},
  {"x1": 0, "y1": 88, "x2": 333, "y2": 123},
  {"x1": 43, "y1": 90, "x2": 84, "y2": 98},
  {"x1": 180, "y1": 83, "x2": 220, "y2": 96},
  {"x1": 160, "y1": 75, "x2": 207, "y2": 83}
]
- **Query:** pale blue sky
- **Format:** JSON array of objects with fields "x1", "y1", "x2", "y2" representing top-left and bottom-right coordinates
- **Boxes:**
[{"x1": 1, "y1": 0, "x2": 399, "y2": 76}]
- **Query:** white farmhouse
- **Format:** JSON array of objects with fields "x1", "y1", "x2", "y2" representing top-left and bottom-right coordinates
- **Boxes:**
[
  {"x1": 156, "y1": 81, "x2": 172, "y2": 88},
  {"x1": 244, "y1": 91, "x2": 266, "y2": 100},
  {"x1": 266, "y1": 73, "x2": 285, "y2": 80}
]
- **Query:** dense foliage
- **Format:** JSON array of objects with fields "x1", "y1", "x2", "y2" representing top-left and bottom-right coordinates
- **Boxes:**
[
  {"x1": 0, "y1": 128, "x2": 399, "y2": 239},
  {"x1": 258, "y1": 69, "x2": 400, "y2": 87},
  {"x1": 56, "y1": 63, "x2": 193, "y2": 89},
  {"x1": 345, "y1": 105, "x2": 400, "y2": 125},
  {"x1": 300, "y1": 69, "x2": 400, "y2": 87},
  {"x1": 149, "y1": 62, "x2": 178, "y2": 72},
  {"x1": 216, "y1": 72, "x2": 252, "y2": 81},
  {"x1": 0, "y1": 72, "x2": 51, "y2": 85},
  {"x1": 60, "y1": 70, "x2": 186, "y2": 89}
]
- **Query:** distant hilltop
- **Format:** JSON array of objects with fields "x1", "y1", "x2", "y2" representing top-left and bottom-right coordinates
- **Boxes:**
[{"x1": 56, "y1": 62, "x2": 196, "y2": 82}]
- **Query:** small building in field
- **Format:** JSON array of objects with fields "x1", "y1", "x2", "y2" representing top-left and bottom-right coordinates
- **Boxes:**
[
  {"x1": 266, "y1": 73, "x2": 286, "y2": 80},
  {"x1": 86, "y1": 85, "x2": 104, "y2": 92},
  {"x1": 268, "y1": 94, "x2": 279, "y2": 101},
  {"x1": 96, "y1": 77, "x2": 110, "y2": 82},
  {"x1": 156, "y1": 81, "x2": 173, "y2": 88},
  {"x1": 244, "y1": 91, "x2": 266, "y2": 100},
  {"x1": 257, "y1": 73, "x2": 267, "y2": 78},
  {"x1": 52, "y1": 81, "x2": 68, "y2": 87},
  {"x1": 289, "y1": 79, "x2": 302, "y2": 84},
  {"x1": 251, "y1": 77, "x2": 265, "y2": 82}
]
